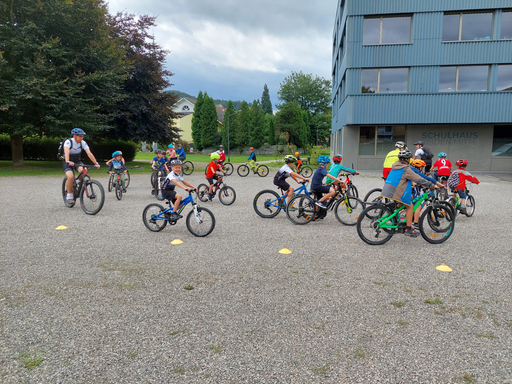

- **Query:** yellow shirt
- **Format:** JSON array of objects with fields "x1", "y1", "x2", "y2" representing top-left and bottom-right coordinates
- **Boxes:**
[{"x1": 383, "y1": 149, "x2": 400, "y2": 168}]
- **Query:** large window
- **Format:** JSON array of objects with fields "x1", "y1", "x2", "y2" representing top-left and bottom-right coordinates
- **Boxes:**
[
  {"x1": 362, "y1": 68, "x2": 409, "y2": 93},
  {"x1": 497, "y1": 65, "x2": 512, "y2": 91},
  {"x1": 443, "y1": 12, "x2": 493, "y2": 41},
  {"x1": 439, "y1": 66, "x2": 489, "y2": 92},
  {"x1": 501, "y1": 11, "x2": 512, "y2": 39},
  {"x1": 359, "y1": 126, "x2": 406, "y2": 156},
  {"x1": 363, "y1": 15, "x2": 411, "y2": 44},
  {"x1": 492, "y1": 126, "x2": 512, "y2": 156}
]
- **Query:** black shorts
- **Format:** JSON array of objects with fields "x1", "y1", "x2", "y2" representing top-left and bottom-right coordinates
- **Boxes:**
[
  {"x1": 207, "y1": 175, "x2": 219, "y2": 185},
  {"x1": 63, "y1": 160, "x2": 84, "y2": 173},
  {"x1": 162, "y1": 189, "x2": 177, "y2": 201},
  {"x1": 312, "y1": 185, "x2": 331, "y2": 199},
  {"x1": 274, "y1": 179, "x2": 290, "y2": 191}
]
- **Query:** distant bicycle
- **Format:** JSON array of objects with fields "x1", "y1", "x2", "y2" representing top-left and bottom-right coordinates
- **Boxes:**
[
  {"x1": 204, "y1": 160, "x2": 234, "y2": 176},
  {"x1": 108, "y1": 169, "x2": 127, "y2": 200},
  {"x1": 61, "y1": 165, "x2": 105, "y2": 214},
  {"x1": 237, "y1": 162, "x2": 269, "y2": 177}
]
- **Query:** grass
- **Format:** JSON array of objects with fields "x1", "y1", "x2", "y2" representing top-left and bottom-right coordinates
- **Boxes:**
[
  {"x1": 475, "y1": 332, "x2": 497, "y2": 339},
  {"x1": 169, "y1": 329, "x2": 187, "y2": 336},
  {"x1": 309, "y1": 364, "x2": 330, "y2": 375},
  {"x1": 355, "y1": 349, "x2": 366, "y2": 358},
  {"x1": 128, "y1": 351, "x2": 138, "y2": 358},
  {"x1": 173, "y1": 366, "x2": 186, "y2": 374},
  {"x1": 391, "y1": 301, "x2": 406, "y2": 308},
  {"x1": 424, "y1": 298, "x2": 443, "y2": 305},
  {"x1": 14, "y1": 350, "x2": 45, "y2": 370},
  {"x1": 458, "y1": 373, "x2": 476, "y2": 383},
  {"x1": 397, "y1": 320, "x2": 409, "y2": 326},
  {"x1": 208, "y1": 345, "x2": 222, "y2": 353}
]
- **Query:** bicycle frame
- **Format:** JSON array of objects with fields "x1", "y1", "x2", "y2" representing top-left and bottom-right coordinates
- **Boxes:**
[
  {"x1": 373, "y1": 191, "x2": 434, "y2": 229},
  {"x1": 153, "y1": 192, "x2": 196, "y2": 220},
  {"x1": 270, "y1": 183, "x2": 311, "y2": 210}
]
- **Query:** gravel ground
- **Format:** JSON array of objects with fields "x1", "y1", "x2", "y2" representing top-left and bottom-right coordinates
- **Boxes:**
[{"x1": 0, "y1": 170, "x2": 511, "y2": 383}]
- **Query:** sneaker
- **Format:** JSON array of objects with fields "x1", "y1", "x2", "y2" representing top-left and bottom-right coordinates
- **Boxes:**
[
  {"x1": 151, "y1": 190, "x2": 155, "y2": 195},
  {"x1": 123, "y1": 189, "x2": 127, "y2": 193},
  {"x1": 171, "y1": 212, "x2": 183, "y2": 219},
  {"x1": 315, "y1": 200, "x2": 327, "y2": 209},
  {"x1": 412, "y1": 222, "x2": 420, "y2": 230},
  {"x1": 459, "y1": 204, "x2": 467, "y2": 214},
  {"x1": 208, "y1": 194, "x2": 213, "y2": 201},
  {"x1": 404, "y1": 227, "x2": 419, "y2": 237},
  {"x1": 67, "y1": 198, "x2": 75, "y2": 207}
]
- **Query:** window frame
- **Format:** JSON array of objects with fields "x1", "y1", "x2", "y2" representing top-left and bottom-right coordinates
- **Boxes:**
[
  {"x1": 438, "y1": 65, "x2": 490, "y2": 92},
  {"x1": 363, "y1": 14, "x2": 412, "y2": 45},
  {"x1": 442, "y1": 11, "x2": 494, "y2": 42},
  {"x1": 500, "y1": 10, "x2": 512, "y2": 39},
  {"x1": 361, "y1": 67, "x2": 410, "y2": 94},
  {"x1": 358, "y1": 126, "x2": 406, "y2": 156}
]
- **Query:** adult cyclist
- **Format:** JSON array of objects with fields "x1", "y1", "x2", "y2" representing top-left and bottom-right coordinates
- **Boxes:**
[
  {"x1": 383, "y1": 141, "x2": 406, "y2": 179},
  {"x1": 63, "y1": 128, "x2": 100, "y2": 207}
]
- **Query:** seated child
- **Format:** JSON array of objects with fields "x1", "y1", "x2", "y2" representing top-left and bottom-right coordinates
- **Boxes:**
[
  {"x1": 247, "y1": 147, "x2": 256, "y2": 171},
  {"x1": 105, "y1": 150, "x2": 125, "y2": 166},
  {"x1": 431, "y1": 152, "x2": 452, "y2": 181},
  {"x1": 450, "y1": 159, "x2": 479, "y2": 214},
  {"x1": 206, "y1": 152, "x2": 226, "y2": 200},
  {"x1": 161, "y1": 160, "x2": 196, "y2": 219},
  {"x1": 326, "y1": 154, "x2": 359, "y2": 192},
  {"x1": 273, "y1": 155, "x2": 309, "y2": 203},
  {"x1": 312, "y1": 156, "x2": 344, "y2": 209},
  {"x1": 108, "y1": 151, "x2": 128, "y2": 193},
  {"x1": 410, "y1": 159, "x2": 442, "y2": 228}
]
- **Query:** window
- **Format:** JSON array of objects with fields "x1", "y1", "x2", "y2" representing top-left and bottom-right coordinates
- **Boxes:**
[
  {"x1": 438, "y1": 66, "x2": 489, "y2": 92},
  {"x1": 361, "y1": 68, "x2": 409, "y2": 93},
  {"x1": 501, "y1": 11, "x2": 512, "y2": 39},
  {"x1": 492, "y1": 125, "x2": 512, "y2": 156},
  {"x1": 182, "y1": 105, "x2": 190, "y2": 111},
  {"x1": 443, "y1": 12, "x2": 493, "y2": 41},
  {"x1": 359, "y1": 126, "x2": 406, "y2": 155},
  {"x1": 363, "y1": 15, "x2": 411, "y2": 44},
  {"x1": 497, "y1": 65, "x2": 512, "y2": 91}
]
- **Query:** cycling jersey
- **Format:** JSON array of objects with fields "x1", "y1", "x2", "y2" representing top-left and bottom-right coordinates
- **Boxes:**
[
  {"x1": 326, "y1": 164, "x2": 356, "y2": 184},
  {"x1": 205, "y1": 161, "x2": 220, "y2": 179},
  {"x1": 383, "y1": 149, "x2": 400, "y2": 168},
  {"x1": 162, "y1": 171, "x2": 183, "y2": 190},
  {"x1": 64, "y1": 138, "x2": 89, "y2": 162},
  {"x1": 152, "y1": 157, "x2": 166, "y2": 169},
  {"x1": 274, "y1": 164, "x2": 293, "y2": 182},
  {"x1": 432, "y1": 158, "x2": 452, "y2": 176},
  {"x1": 108, "y1": 160, "x2": 126, "y2": 172},
  {"x1": 215, "y1": 150, "x2": 226, "y2": 162}
]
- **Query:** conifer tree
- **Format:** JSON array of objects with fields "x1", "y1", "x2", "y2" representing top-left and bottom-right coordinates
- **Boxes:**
[
  {"x1": 191, "y1": 91, "x2": 205, "y2": 150},
  {"x1": 221, "y1": 100, "x2": 236, "y2": 148},
  {"x1": 265, "y1": 114, "x2": 276, "y2": 145},
  {"x1": 234, "y1": 101, "x2": 250, "y2": 148},
  {"x1": 261, "y1": 84, "x2": 273, "y2": 115},
  {"x1": 200, "y1": 95, "x2": 218, "y2": 149},
  {"x1": 250, "y1": 100, "x2": 265, "y2": 148}
]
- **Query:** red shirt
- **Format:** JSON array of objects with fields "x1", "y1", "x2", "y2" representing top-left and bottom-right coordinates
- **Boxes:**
[
  {"x1": 454, "y1": 168, "x2": 479, "y2": 190},
  {"x1": 206, "y1": 161, "x2": 220, "y2": 178},
  {"x1": 433, "y1": 158, "x2": 452, "y2": 176}
]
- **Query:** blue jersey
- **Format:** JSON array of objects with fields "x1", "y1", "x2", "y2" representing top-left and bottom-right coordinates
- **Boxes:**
[
  {"x1": 311, "y1": 166, "x2": 328, "y2": 190},
  {"x1": 152, "y1": 157, "x2": 167, "y2": 169},
  {"x1": 175, "y1": 147, "x2": 186, "y2": 159}
]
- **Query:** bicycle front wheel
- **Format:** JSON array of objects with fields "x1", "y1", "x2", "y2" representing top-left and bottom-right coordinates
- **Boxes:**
[
  {"x1": 419, "y1": 204, "x2": 455, "y2": 244},
  {"x1": 253, "y1": 190, "x2": 282, "y2": 218},
  {"x1": 182, "y1": 161, "x2": 194, "y2": 175},
  {"x1": 142, "y1": 203, "x2": 167, "y2": 232},
  {"x1": 154, "y1": 171, "x2": 165, "y2": 201},
  {"x1": 108, "y1": 174, "x2": 114, "y2": 192},
  {"x1": 300, "y1": 166, "x2": 312, "y2": 178},
  {"x1": 80, "y1": 179, "x2": 105, "y2": 215},
  {"x1": 465, "y1": 195, "x2": 475, "y2": 217},
  {"x1": 219, "y1": 186, "x2": 236, "y2": 205},
  {"x1": 346, "y1": 184, "x2": 359, "y2": 198},
  {"x1": 115, "y1": 182, "x2": 123, "y2": 200},
  {"x1": 257, "y1": 165, "x2": 269, "y2": 177},
  {"x1": 186, "y1": 206, "x2": 215, "y2": 237},
  {"x1": 124, "y1": 170, "x2": 130, "y2": 188},
  {"x1": 286, "y1": 195, "x2": 316, "y2": 225},
  {"x1": 356, "y1": 204, "x2": 396, "y2": 245},
  {"x1": 237, "y1": 164, "x2": 249, "y2": 177},
  {"x1": 197, "y1": 184, "x2": 209, "y2": 202},
  {"x1": 223, "y1": 162, "x2": 234, "y2": 176},
  {"x1": 334, "y1": 196, "x2": 364, "y2": 226}
]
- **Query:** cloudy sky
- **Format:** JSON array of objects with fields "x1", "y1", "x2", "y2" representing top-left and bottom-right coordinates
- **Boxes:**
[{"x1": 106, "y1": 0, "x2": 338, "y2": 106}]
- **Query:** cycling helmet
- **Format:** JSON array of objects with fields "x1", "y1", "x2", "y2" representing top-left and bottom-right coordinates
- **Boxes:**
[
  {"x1": 168, "y1": 144, "x2": 174, "y2": 148},
  {"x1": 398, "y1": 149, "x2": 412, "y2": 160},
  {"x1": 284, "y1": 155, "x2": 296, "y2": 163},
  {"x1": 333, "y1": 154, "x2": 342, "y2": 163},
  {"x1": 411, "y1": 159, "x2": 426, "y2": 168},
  {"x1": 155, "y1": 149, "x2": 163, "y2": 154},
  {"x1": 170, "y1": 159, "x2": 182, "y2": 166},
  {"x1": 219, "y1": 145, "x2": 224, "y2": 148},
  {"x1": 456, "y1": 159, "x2": 468, "y2": 166},
  {"x1": 395, "y1": 141, "x2": 406, "y2": 148},
  {"x1": 414, "y1": 141, "x2": 424, "y2": 146},
  {"x1": 112, "y1": 151, "x2": 122, "y2": 157},
  {"x1": 210, "y1": 153, "x2": 221, "y2": 160},
  {"x1": 438, "y1": 152, "x2": 447, "y2": 158},
  {"x1": 318, "y1": 155, "x2": 331, "y2": 164},
  {"x1": 71, "y1": 128, "x2": 86, "y2": 135},
  {"x1": 294, "y1": 152, "x2": 299, "y2": 156},
  {"x1": 250, "y1": 147, "x2": 254, "y2": 150}
]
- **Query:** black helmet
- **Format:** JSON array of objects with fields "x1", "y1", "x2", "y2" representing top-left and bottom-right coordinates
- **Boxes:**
[
  {"x1": 155, "y1": 149, "x2": 163, "y2": 154},
  {"x1": 414, "y1": 141, "x2": 424, "y2": 146},
  {"x1": 398, "y1": 150, "x2": 412, "y2": 160}
]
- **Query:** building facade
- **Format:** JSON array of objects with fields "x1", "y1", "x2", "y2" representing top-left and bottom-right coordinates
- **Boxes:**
[{"x1": 331, "y1": 0, "x2": 512, "y2": 172}]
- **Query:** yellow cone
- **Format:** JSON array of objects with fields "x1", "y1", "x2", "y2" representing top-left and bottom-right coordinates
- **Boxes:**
[
  {"x1": 55, "y1": 225, "x2": 68, "y2": 230},
  {"x1": 436, "y1": 264, "x2": 452, "y2": 272},
  {"x1": 171, "y1": 239, "x2": 183, "y2": 245},
  {"x1": 279, "y1": 248, "x2": 292, "y2": 254}
]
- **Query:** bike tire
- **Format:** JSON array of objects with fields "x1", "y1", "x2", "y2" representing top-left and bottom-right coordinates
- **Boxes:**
[
  {"x1": 154, "y1": 171, "x2": 165, "y2": 201},
  {"x1": 301, "y1": 166, "x2": 312, "y2": 178},
  {"x1": 346, "y1": 184, "x2": 359, "y2": 198},
  {"x1": 124, "y1": 170, "x2": 130, "y2": 188},
  {"x1": 142, "y1": 203, "x2": 167, "y2": 232},
  {"x1": 465, "y1": 195, "x2": 475, "y2": 217},
  {"x1": 186, "y1": 206, "x2": 215, "y2": 237},
  {"x1": 237, "y1": 164, "x2": 249, "y2": 177},
  {"x1": 182, "y1": 161, "x2": 194, "y2": 175},
  {"x1": 253, "y1": 190, "x2": 282, "y2": 218},
  {"x1": 356, "y1": 204, "x2": 396, "y2": 245},
  {"x1": 447, "y1": 197, "x2": 459, "y2": 217},
  {"x1": 363, "y1": 188, "x2": 388, "y2": 205},
  {"x1": 108, "y1": 174, "x2": 114, "y2": 192},
  {"x1": 219, "y1": 186, "x2": 236, "y2": 205},
  {"x1": 286, "y1": 195, "x2": 316, "y2": 225},
  {"x1": 334, "y1": 196, "x2": 364, "y2": 226},
  {"x1": 61, "y1": 177, "x2": 74, "y2": 207},
  {"x1": 257, "y1": 165, "x2": 269, "y2": 177},
  {"x1": 223, "y1": 162, "x2": 234, "y2": 176},
  {"x1": 80, "y1": 179, "x2": 105, "y2": 215},
  {"x1": 115, "y1": 182, "x2": 123, "y2": 200},
  {"x1": 196, "y1": 184, "x2": 209, "y2": 202},
  {"x1": 419, "y1": 204, "x2": 455, "y2": 244}
]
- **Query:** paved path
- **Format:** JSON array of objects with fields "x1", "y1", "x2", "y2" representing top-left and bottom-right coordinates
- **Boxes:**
[{"x1": 1, "y1": 172, "x2": 511, "y2": 383}]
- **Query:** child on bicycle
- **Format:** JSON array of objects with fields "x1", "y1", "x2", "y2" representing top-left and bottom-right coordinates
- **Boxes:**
[
  {"x1": 161, "y1": 159, "x2": 196, "y2": 219},
  {"x1": 105, "y1": 151, "x2": 125, "y2": 167},
  {"x1": 312, "y1": 156, "x2": 345, "y2": 209},
  {"x1": 294, "y1": 152, "x2": 302, "y2": 172},
  {"x1": 431, "y1": 152, "x2": 452, "y2": 181},
  {"x1": 206, "y1": 152, "x2": 226, "y2": 201},
  {"x1": 151, "y1": 149, "x2": 169, "y2": 195},
  {"x1": 273, "y1": 155, "x2": 309, "y2": 204},
  {"x1": 247, "y1": 147, "x2": 257, "y2": 172},
  {"x1": 410, "y1": 159, "x2": 441, "y2": 229},
  {"x1": 175, "y1": 143, "x2": 186, "y2": 161},
  {"x1": 108, "y1": 151, "x2": 128, "y2": 193},
  {"x1": 166, "y1": 144, "x2": 177, "y2": 161},
  {"x1": 326, "y1": 154, "x2": 359, "y2": 192},
  {"x1": 449, "y1": 159, "x2": 479, "y2": 214}
]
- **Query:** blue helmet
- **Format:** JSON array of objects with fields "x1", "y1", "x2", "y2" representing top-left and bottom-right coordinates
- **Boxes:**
[
  {"x1": 71, "y1": 128, "x2": 86, "y2": 135},
  {"x1": 438, "y1": 152, "x2": 447, "y2": 158},
  {"x1": 168, "y1": 144, "x2": 174, "y2": 148},
  {"x1": 112, "y1": 151, "x2": 122, "y2": 157},
  {"x1": 318, "y1": 155, "x2": 331, "y2": 164}
]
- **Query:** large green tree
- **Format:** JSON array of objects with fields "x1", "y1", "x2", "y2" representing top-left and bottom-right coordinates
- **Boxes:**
[
  {"x1": 191, "y1": 91, "x2": 205, "y2": 150},
  {"x1": 261, "y1": 84, "x2": 273, "y2": 115},
  {"x1": 0, "y1": 0, "x2": 129, "y2": 166},
  {"x1": 275, "y1": 102, "x2": 307, "y2": 148},
  {"x1": 264, "y1": 114, "x2": 276, "y2": 145},
  {"x1": 200, "y1": 95, "x2": 218, "y2": 149},
  {"x1": 234, "y1": 101, "x2": 250, "y2": 148},
  {"x1": 310, "y1": 112, "x2": 332, "y2": 146},
  {"x1": 277, "y1": 71, "x2": 331, "y2": 115},
  {"x1": 249, "y1": 100, "x2": 265, "y2": 148},
  {"x1": 221, "y1": 100, "x2": 235, "y2": 148}
]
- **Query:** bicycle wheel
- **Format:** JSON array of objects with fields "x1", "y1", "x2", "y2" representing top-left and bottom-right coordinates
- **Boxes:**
[
  {"x1": 257, "y1": 165, "x2": 269, "y2": 177},
  {"x1": 124, "y1": 170, "x2": 130, "y2": 188},
  {"x1": 150, "y1": 171, "x2": 157, "y2": 187},
  {"x1": 334, "y1": 196, "x2": 364, "y2": 226},
  {"x1": 346, "y1": 184, "x2": 359, "y2": 198},
  {"x1": 182, "y1": 161, "x2": 194, "y2": 175},
  {"x1": 197, "y1": 184, "x2": 209, "y2": 202},
  {"x1": 219, "y1": 186, "x2": 236, "y2": 205},
  {"x1": 142, "y1": 203, "x2": 167, "y2": 232},
  {"x1": 253, "y1": 190, "x2": 282, "y2": 218},
  {"x1": 363, "y1": 188, "x2": 387, "y2": 205},
  {"x1": 154, "y1": 171, "x2": 165, "y2": 201},
  {"x1": 356, "y1": 204, "x2": 396, "y2": 245},
  {"x1": 419, "y1": 204, "x2": 455, "y2": 244},
  {"x1": 61, "y1": 177, "x2": 74, "y2": 207},
  {"x1": 186, "y1": 206, "x2": 215, "y2": 237},
  {"x1": 108, "y1": 174, "x2": 114, "y2": 192},
  {"x1": 223, "y1": 162, "x2": 234, "y2": 176},
  {"x1": 447, "y1": 197, "x2": 459, "y2": 217},
  {"x1": 300, "y1": 166, "x2": 312, "y2": 178},
  {"x1": 80, "y1": 179, "x2": 105, "y2": 215},
  {"x1": 115, "y1": 182, "x2": 123, "y2": 200},
  {"x1": 237, "y1": 164, "x2": 249, "y2": 177},
  {"x1": 465, "y1": 195, "x2": 475, "y2": 217},
  {"x1": 286, "y1": 195, "x2": 316, "y2": 225}
]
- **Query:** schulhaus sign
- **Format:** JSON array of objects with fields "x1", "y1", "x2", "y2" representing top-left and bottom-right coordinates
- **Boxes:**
[{"x1": 421, "y1": 132, "x2": 479, "y2": 146}]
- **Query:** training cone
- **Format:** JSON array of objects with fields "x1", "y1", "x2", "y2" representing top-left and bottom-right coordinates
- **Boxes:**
[
  {"x1": 55, "y1": 225, "x2": 68, "y2": 230},
  {"x1": 171, "y1": 239, "x2": 183, "y2": 245},
  {"x1": 436, "y1": 264, "x2": 452, "y2": 272},
  {"x1": 279, "y1": 248, "x2": 292, "y2": 254}
]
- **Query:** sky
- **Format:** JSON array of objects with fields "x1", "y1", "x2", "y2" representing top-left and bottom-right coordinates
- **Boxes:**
[{"x1": 106, "y1": 0, "x2": 338, "y2": 106}]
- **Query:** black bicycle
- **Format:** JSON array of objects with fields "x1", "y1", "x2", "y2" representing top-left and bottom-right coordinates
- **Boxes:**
[
  {"x1": 197, "y1": 176, "x2": 236, "y2": 205},
  {"x1": 108, "y1": 169, "x2": 127, "y2": 200},
  {"x1": 61, "y1": 165, "x2": 105, "y2": 214}
]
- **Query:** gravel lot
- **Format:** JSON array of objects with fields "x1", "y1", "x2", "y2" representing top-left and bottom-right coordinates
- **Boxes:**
[{"x1": 1, "y1": 170, "x2": 511, "y2": 383}]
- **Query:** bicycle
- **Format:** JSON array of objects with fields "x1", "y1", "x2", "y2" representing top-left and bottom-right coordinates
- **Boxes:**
[
  {"x1": 356, "y1": 188, "x2": 455, "y2": 245},
  {"x1": 142, "y1": 190, "x2": 215, "y2": 237},
  {"x1": 253, "y1": 181, "x2": 312, "y2": 218},
  {"x1": 447, "y1": 185, "x2": 475, "y2": 218},
  {"x1": 337, "y1": 172, "x2": 359, "y2": 198},
  {"x1": 204, "y1": 160, "x2": 234, "y2": 176},
  {"x1": 237, "y1": 162, "x2": 269, "y2": 177},
  {"x1": 61, "y1": 165, "x2": 105, "y2": 214},
  {"x1": 108, "y1": 169, "x2": 127, "y2": 200},
  {"x1": 296, "y1": 163, "x2": 313, "y2": 178},
  {"x1": 285, "y1": 184, "x2": 364, "y2": 226},
  {"x1": 181, "y1": 160, "x2": 194, "y2": 175},
  {"x1": 152, "y1": 168, "x2": 167, "y2": 201},
  {"x1": 197, "y1": 176, "x2": 236, "y2": 205},
  {"x1": 434, "y1": 175, "x2": 449, "y2": 200}
]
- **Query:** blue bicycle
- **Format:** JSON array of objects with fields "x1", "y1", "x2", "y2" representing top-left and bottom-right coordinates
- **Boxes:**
[
  {"x1": 253, "y1": 181, "x2": 312, "y2": 218},
  {"x1": 142, "y1": 190, "x2": 215, "y2": 237}
]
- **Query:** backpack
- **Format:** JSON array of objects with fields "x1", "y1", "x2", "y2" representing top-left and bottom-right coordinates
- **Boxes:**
[
  {"x1": 57, "y1": 137, "x2": 82, "y2": 160},
  {"x1": 447, "y1": 171, "x2": 459, "y2": 189},
  {"x1": 421, "y1": 146, "x2": 434, "y2": 160}
]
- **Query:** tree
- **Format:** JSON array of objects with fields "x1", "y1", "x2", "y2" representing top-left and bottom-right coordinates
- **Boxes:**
[
  {"x1": 265, "y1": 114, "x2": 276, "y2": 145},
  {"x1": 221, "y1": 100, "x2": 235, "y2": 148},
  {"x1": 106, "y1": 13, "x2": 179, "y2": 144},
  {"x1": 191, "y1": 91, "x2": 205, "y2": 150},
  {"x1": 274, "y1": 102, "x2": 306, "y2": 148},
  {"x1": 310, "y1": 113, "x2": 332, "y2": 146},
  {"x1": 0, "y1": 0, "x2": 129, "y2": 166},
  {"x1": 249, "y1": 100, "x2": 265, "y2": 148},
  {"x1": 277, "y1": 71, "x2": 331, "y2": 115},
  {"x1": 261, "y1": 84, "x2": 273, "y2": 115},
  {"x1": 233, "y1": 101, "x2": 250, "y2": 148},
  {"x1": 200, "y1": 95, "x2": 218, "y2": 149}
]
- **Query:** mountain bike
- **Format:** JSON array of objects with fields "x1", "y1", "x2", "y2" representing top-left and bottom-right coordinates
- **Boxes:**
[
  {"x1": 296, "y1": 164, "x2": 313, "y2": 178},
  {"x1": 142, "y1": 190, "x2": 215, "y2": 237},
  {"x1": 181, "y1": 160, "x2": 194, "y2": 175},
  {"x1": 205, "y1": 161, "x2": 233, "y2": 176},
  {"x1": 152, "y1": 169, "x2": 167, "y2": 201},
  {"x1": 253, "y1": 181, "x2": 312, "y2": 218},
  {"x1": 435, "y1": 175, "x2": 449, "y2": 200},
  {"x1": 61, "y1": 165, "x2": 105, "y2": 214},
  {"x1": 108, "y1": 169, "x2": 127, "y2": 200},
  {"x1": 285, "y1": 184, "x2": 364, "y2": 226},
  {"x1": 197, "y1": 176, "x2": 236, "y2": 205},
  {"x1": 447, "y1": 185, "x2": 475, "y2": 218},
  {"x1": 337, "y1": 172, "x2": 359, "y2": 198},
  {"x1": 237, "y1": 162, "x2": 269, "y2": 177},
  {"x1": 356, "y1": 188, "x2": 455, "y2": 245}
]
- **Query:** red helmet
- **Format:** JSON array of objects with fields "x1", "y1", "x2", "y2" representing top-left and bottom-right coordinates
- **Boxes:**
[
  {"x1": 333, "y1": 155, "x2": 342, "y2": 163},
  {"x1": 456, "y1": 159, "x2": 468, "y2": 166}
]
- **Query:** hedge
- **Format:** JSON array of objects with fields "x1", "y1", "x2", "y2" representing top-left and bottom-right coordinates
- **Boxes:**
[{"x1": 0, "y1": 135, "x2": 138, "y2": 162}]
